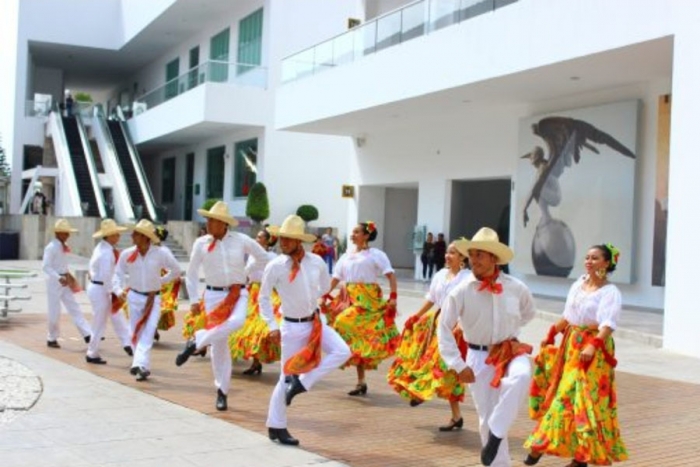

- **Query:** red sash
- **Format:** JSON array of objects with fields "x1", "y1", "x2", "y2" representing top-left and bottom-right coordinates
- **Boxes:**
[
  {"x1": 485, "y1": 338, "x2": 533, "y2": 388},
  {"x1": 131, "y1": 293, "x2": 155, "y2": 345},
  {"x1": 283, "y1": 312, "x2": 323, "y2": 375},
  {"x1": 204, "y1": 285, "x2": 241, "y2": 329}
]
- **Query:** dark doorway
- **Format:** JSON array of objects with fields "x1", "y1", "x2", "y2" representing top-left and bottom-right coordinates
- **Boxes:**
[
  {"x1": 184, "y1": 153, "x2": 194, "y2": 221},
  {"x1": 449, "y1": 178, "x2": 511, "y2": 244}
]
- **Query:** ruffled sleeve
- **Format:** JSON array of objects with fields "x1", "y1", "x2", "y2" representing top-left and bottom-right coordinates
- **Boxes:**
[
  {"x1": 597, "y1": 284, "x2": 622, "y2": 330},
  {"x1": 332, "y1": 253, "x2": 348, "y2": 280},
  {"x1": 371, "y1": 248, "x2": 394, "y2": 276}
]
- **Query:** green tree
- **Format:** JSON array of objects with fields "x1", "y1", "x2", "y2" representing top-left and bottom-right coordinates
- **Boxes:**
[
  {"x1": 296, "y1": 204, "x2": 319, "y2": 223},
  {"x1": 74, "y1": 92, "x2": 93, "y2": 102},
  {"x1": 245, "y1": 182, "x2": 270, "y2": 224},
  {"x1": 201, "y1": 198, "x2": 221, "y2": 211},
  {"x1": 0, "y1": 135, "x2": 10, "y2": 177}
]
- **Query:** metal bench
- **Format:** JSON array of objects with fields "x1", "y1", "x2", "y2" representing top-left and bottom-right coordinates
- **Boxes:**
[{"x1": 0, "y1": 270, "x2": 37, "y2": 318}]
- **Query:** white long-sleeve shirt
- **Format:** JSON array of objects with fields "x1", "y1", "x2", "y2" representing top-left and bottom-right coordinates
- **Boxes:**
[
  {"x1": 89, "y1": 240, "x2": 119, "y2": 284},
  {"x1": 112, "y1": 244, "x2": 181, "y2": 296},
  {"x1": 42, "y1": 238, "x2": 71, "y2": 281},
  {"x1": 438, "y1": 272, "x2": 535, "y2": 374},
  {"x1": 185, "y1": 232, "x2": 268, "y2": 301},
  {"x1": 259, "y1": 252, "x2": 329, "y2": 332},
  {"x1": 426, "y1": 268, "x2": 472, "y2": 308}
]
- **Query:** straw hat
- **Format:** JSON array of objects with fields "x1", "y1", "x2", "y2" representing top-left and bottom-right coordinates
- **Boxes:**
[
  {"x1": 128, "y1": 219, "x2": 160, "y2": 244},
  {"x1": 267, "y1": 215, "x2": 316, "y2": 243},
  {"x1": 460, "y1": 227, "x2": 513, "y2": 265},
  {"x1": 92, "y1": 219, "x2": 127, "y2": 238},
  {"x1": 453, "y1": 237, "x2": 470, "y2": 258},
  {"x1": 53, "y1": 218, "x2": 78, "y2": 233},
  {"x1": 197, "y1": 201, "x2": 238, "y2": 226}
]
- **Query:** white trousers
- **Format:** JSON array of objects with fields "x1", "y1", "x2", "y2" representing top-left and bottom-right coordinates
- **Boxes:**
[
  {"x1": 46, "y1": 279, "x2": 91, "y2": 341},
  {"x1": 266, "y1": 318, "x2": 351, "y2": 429},
  {"x1": 127, "y1": 290, "x2": 162, "y2": 371},
  {"x1": 194, "y1": 288, "x2": 248, "y2": 395},
  {"x1": 467, "y1": 350, "x2": 532, "y2": 467},
  {"x1": 86, "y1": 283, "x2": 131, "y2": 358}
]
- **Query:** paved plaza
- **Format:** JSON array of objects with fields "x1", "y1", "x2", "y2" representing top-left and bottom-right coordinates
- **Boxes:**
[{"x1": 1, "y1": 260, "x2": 699, "y2": 466}]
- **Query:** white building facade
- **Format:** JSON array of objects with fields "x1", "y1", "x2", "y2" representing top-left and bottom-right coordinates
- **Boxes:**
[
  {"x1": 4, "y1": 0, "x2": 361, "y2": 232},
  {"x1": 274, "y1": 0, "x2": 700, "y2": 358}
]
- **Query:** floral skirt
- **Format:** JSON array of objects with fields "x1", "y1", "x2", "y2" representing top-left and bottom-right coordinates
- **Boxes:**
[
  {"x1": 387, "y1": 310, "x2": 465, "y2": 403},
  {"x1": 228, "y1": 283, "x2": 282, "y2": 363},
  {"x1": 158, "y1": 279, "x2": 180, "y2": 331},
  {"x1": 181, "y1": 299, "x2": 206, "y2": 340},
  {"x1": 524, "y1": 326, "x2": 628, "y2": 465},
  {"x1": 332, "y1": 283, "x2": 400, "y2": 370}
]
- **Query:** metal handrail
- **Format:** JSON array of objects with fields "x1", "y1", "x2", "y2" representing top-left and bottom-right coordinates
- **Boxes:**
[
  {"x1": 0, "y1": 270, "x2": 37, "y2": 318},
  {"x1": 118, "y1": 121, "x2": 159, "y2": 222},
  {"x1": 50, "y1": 110, "x2": 83, "y2": 216},
  {"x1": 75, "y1": 114, "x2": 107, "y2": 218},
  {"x1": 92, "y1": 104, "x2": 136, "y2": 222}
]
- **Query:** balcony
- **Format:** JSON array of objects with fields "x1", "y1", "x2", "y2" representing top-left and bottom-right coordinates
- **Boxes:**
[
  {"x1": 125, "y1": 61, "x2": 270, "y2": 148},
  {"x1": 281, "y1": 0, "x2": 518, "y2": 83}
]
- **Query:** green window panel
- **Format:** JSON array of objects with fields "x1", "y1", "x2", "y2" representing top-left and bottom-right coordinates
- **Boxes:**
[
  {"x1": 210, "y1": 27, "x2": 230, "y2": 82},
  {"x1": 206, "y1": 146, "x2": 225, "y2": 199},
  {"x1": 165, "y1": 58, "x2": 180, "y2": 100},
  {"x1": 162, "y1": 157, "x2": 176, "y2": 203},
  {"x1": 237, "y1": 8, "x2": 263, "y2": 75}
]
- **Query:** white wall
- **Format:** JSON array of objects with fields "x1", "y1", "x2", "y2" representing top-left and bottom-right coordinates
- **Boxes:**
[
  {"x1": 120, "y1": 0, "x2": 176, "y2": 43},
  {"x1": 276, "y1": 0, "x2": 674, "y2": 129},
  {"x1": 664, "y1": 7, "x2": 700, "y2": 358},
  {"x1": 352, "y1": 80, "x2": 668, "y2": 311},
  {"x1": 33, "y1": 67, "x2": 64, "y2": 104}
]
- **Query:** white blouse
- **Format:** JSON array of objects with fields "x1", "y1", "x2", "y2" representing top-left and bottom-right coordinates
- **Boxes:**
[
  {"x1": 246, "y1": 250, "x2": 277, "y2": 283},
  {"x1": 426, "y1": 268, "x2": 471, "y2": 308},
  {"x1": 333, "y1": 248, "x2": 394, "y2": 283},
  {"x1": 562, "y1": 276, "x2": 622, "y2": 330}
]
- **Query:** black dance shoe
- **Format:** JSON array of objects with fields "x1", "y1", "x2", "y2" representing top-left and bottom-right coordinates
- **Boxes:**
[
  {"x1": 175, "y1": 340, "x2": 197, "y2": 366},
  {"x1": 268, "y1": 427, "x2": 300, "y2": 446},
  {"x1": 347, "y1": 382, "x2": 368, "y2": 396},
  {"x1": 438, "y1": 417, "x2": 464, "y2": 432},
  {"x1": 285, "y1": 375, "x2": 307, "y2": 406},
  {"x1": 216, "y1": 389, "x2": 227, "y2": 411},
  {"x1": 480, "y1": 431, "x2": 502, "y2": 466}
]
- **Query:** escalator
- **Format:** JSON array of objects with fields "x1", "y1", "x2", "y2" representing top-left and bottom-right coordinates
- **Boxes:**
[
  {"x1": 106, "y1": 120, "x2": 158, "y2": 221},
  {"x1": 61, "y1": 116, "x2": 102, "y2": 217}
]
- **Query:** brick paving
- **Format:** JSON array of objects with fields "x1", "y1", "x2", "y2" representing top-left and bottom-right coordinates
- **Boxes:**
[{"x1": 1, "y1": 311, "x2": 699, "y2": 466}]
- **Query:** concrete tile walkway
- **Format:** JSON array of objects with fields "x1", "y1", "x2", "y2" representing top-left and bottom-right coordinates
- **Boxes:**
[{"x1": 1, "y1": 259, "x2": 699, "y2": 466}]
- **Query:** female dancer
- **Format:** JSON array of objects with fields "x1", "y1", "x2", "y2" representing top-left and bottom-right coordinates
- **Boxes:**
[
  {"x1": 387, "y1": 239, "x2": 470, "y2": 431},
  {"x1": 155, "y1": 226, "x2": 180, "y2": 338},
  {"x1": 326, "y1": 221, "x2": 400, "y2": 395},
  {"x1": 229, "y1": 228, "x2": 282, "y2": 375},
  {"x1": 524, "y1": 244, "x2": 628, "y2": 467}
]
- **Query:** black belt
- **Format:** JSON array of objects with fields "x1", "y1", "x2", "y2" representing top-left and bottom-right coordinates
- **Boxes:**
[
  {"x1": 132, "y1": 289, "x2": 160, "y2": 296},
  {"x1": 91, "y1": 280, "x2": 104, "y2": 285},
  {"x1": 468, "y1": 343, "x2": 489, "y2": 351},
  {"x1": 206, "y1": 284, "x2": 242, "y2": 292},
  {"x1": 284, "y1": 310, "x2": 318, "y2": 323}
]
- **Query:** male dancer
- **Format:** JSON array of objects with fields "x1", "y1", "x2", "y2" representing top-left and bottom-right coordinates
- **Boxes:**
[
  {"x1": 438, "y1": 227, "x2": 535, "y2": 467},
  {"x1": 42, "y1": 218, "x2": 91, "y2": 347},
  {"x1": 260, "y1": 215, "x2": 351, "y2": 446},
  {"x1": 86, "y1": 219, "x2": 133, "y2": 364},
  {"x1": 114, "y1": 219, "x2": 180, "y2": 381},
  {"x1": 176, "y1": 201, "x2": 269, "y2": 411}
]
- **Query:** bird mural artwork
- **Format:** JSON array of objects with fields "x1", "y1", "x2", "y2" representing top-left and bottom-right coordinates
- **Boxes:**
[{"x1": 521, "y1": 116, "x2": 636, "y2": 277}]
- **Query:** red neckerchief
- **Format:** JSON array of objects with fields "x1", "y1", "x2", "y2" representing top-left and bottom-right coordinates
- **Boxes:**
[
  {"x1": 289, "y1": 249, "x2": 306, "y2": 283},
  {"x1": 127, "y1": 246, "x2": 147, "y2": 264},
  {"x1": 62, "y1": 243, "x2": 71, "y2": 253},
  {"x1": 207, "y1": 236, "x2": 220, "y2": 253},
  {"x1": 477, "y1": 270, "x2": 503, "y2": 294}
]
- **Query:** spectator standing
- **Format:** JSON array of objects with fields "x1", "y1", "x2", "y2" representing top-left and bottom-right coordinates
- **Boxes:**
[
  {"x1": 420, "y1": 232, "x2": 435, "y2": 282},
  {"x1": 433, "y1": 233, "x2": 447, "y2": 271}
]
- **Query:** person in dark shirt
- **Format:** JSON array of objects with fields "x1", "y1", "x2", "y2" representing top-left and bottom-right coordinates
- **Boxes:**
[{"x1": 433, "y1": 233, "x2": 447, "y2": 271}]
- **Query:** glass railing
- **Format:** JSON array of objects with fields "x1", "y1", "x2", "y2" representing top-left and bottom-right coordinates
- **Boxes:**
[
  {"x1": 25, "y1": 100, "x2": 51, "y2": 117},
  {"x1": 128, "y1": 60, "x2": 267, "y2": 118},
  {"x1": 281, "y1": 0, "x2": 519, "y2": 83}
]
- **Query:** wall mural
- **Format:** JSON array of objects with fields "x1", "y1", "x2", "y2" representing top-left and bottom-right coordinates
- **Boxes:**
[{"x1": 513, "y1": 100, "x2": 639, "y2": 283}]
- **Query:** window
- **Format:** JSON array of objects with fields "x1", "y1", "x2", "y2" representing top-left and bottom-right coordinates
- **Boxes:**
[
  {"x1": 233, "y1": 139, "x2": 257, "y2": 198},
  {"x1": 210, "y1": 28, "x2": 230, "y2": 82},
  {"x1": 162, "y1": 157, "x2": 176, "y2": 203},
  {"x1": 237, "y1": 8, "x2": 263, "y2": 75},
  {"x1": 206, "y1": 146, "x2": 225, "y2": 199},
  {"x1": 188, "y1": 46, "x2": 200, "y2": 90},
  {"x1": 165, "y1": 58, "x2": 180, "y2": 100}
]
